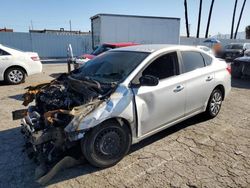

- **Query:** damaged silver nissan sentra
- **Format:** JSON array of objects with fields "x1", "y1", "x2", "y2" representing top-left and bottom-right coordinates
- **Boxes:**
[{"x1": 16, "y1": 45, "x2": 231, "y2": 168}]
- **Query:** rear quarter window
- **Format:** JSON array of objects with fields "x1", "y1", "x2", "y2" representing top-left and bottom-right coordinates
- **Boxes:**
[
  {"x1": 201, "y1": 52, "x2": 213, "y2": 66},
  {"x1": 181, "y1": 51, "x2": 205, "y2": 73},
  {"x1": 0, "y1": 49, "x2": 10, "y2": 56}
]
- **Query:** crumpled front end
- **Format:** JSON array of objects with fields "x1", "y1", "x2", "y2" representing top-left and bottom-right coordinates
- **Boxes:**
[
  {"x1": 17, "y1": 73, "x2": 116, "y2": 165},
  {"x1": 20, "y1": 106, "x2": 72, "y2": 164}
]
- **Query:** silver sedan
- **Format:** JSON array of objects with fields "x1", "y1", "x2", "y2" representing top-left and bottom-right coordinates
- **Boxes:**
[{"x1": 20, "y1": 44, "x2": 231, "y2": 168}]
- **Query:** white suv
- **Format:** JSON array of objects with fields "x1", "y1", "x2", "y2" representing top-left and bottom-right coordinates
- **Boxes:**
[{"x1": 0, "y1": 44, "x2": 42, "y2": 84}]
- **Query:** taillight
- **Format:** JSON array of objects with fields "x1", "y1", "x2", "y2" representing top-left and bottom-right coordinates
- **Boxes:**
[
  {"x1": 31, "y1": 56, "x2": 40, "y2": 61},
  {"x1": 226, "y1": 65, "x2": 231, "y2": 74}
]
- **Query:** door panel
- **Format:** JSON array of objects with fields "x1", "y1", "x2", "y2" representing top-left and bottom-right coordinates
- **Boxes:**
[
  {"x1": 180, "y1": 51, "x2": 216, "y2": 115},
  {"x1": 183, "y1": 68, "x2": 215, "y2": 115},
  {"x1": 133, "y1": 76, "x2": 186, "y2": 137}
]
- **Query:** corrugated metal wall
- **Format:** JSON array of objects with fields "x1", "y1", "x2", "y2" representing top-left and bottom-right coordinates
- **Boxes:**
[
  {"x1": 0, "y1": 32, "x2": 92, "y2": 58},
  {"x1": 1, "y1": 32, "x2": 249, "y2": 58}
]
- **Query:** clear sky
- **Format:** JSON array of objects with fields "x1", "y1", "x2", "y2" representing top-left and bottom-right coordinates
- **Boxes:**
[{"x1": 0, "y1": 0, "x2": 249, "y2": 37}]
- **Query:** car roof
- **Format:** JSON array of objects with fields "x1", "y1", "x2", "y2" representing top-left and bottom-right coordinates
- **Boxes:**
[
  {"x1": 111, "y1": 44, "x2": 199, "y2": 53},
  {"x1": 103, "y1": 42, "x2": 138, "y2": 47},
  {"x1": 197, "y1": 45, "x2": 210, "y2": 48}
]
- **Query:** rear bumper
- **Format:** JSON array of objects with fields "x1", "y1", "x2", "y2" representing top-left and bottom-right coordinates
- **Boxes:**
[
  {"x1": 27, "y1": 61, "x2": 43, "y2": 76},
  {"x1": 224, "y1": 73, "x2": 231, "y2": 99}
]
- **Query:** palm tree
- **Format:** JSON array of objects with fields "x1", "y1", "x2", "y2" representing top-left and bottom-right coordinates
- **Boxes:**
[
  {"x1": 234, "y1": 0, "x2": 247, "y2": 39},
  {"x1": 205, "y1": 0, "x2": 215, "y2": 38},
  {"x1": 230, "y1": 0, "x2": 238, "y2": 39},
  {"x1": 196, "y1": 0, "x2": 203, "y2": 38},
  {"x1": 184, "y1": 0, "x2": 190, "y2": 37}
]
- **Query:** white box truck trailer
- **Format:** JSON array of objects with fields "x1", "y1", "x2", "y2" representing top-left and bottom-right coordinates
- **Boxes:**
[{"x1": 90, "y1": 14, "x2": 181, "y2": 49}]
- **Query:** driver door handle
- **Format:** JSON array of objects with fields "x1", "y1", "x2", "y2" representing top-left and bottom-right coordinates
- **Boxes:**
[
  {"x1": 174, "y1": 85, "x2": 184, "y2": 92},
  {"x1": 206, "y1": 76, "x2": 214, "y2": 82}
]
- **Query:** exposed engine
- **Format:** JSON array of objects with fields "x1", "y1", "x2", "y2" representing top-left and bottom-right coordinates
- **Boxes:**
[{"x1": 17, "y1": 73, "x2": 116, "y2": 166}]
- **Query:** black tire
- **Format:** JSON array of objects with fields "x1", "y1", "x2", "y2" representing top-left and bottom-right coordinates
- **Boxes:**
[
  {"x1": 205, "y1": 89, "x2": 223, "y2": 118},
  {"x1": 81, "y1": 120, "x2": 131, "y2": 168},
  {"x1": 4, "y1": 67, "x2": 25, "y2": 85}
]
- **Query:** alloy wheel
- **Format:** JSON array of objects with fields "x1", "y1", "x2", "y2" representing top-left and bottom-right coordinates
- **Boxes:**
[
  {"x1": 8, "y1": 69, "x2": 24, "y2": 84},
  {"x1": 210, "y1": 91, "x2": 222, "y2": 116}
]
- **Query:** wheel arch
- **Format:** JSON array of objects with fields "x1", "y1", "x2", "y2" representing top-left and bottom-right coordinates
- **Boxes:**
[
  {"x1": 4, "y1": 65, "x2": 28, "y2": 77},
  {"x1": 214, "y1": 84, "x2": 225, "y2": 100},
  {"x1": 100, "y1": 117, "x2": 133, "y2": 137}
]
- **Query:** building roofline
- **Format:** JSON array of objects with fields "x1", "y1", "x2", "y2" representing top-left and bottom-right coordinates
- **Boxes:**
[{"x1": 90, "y1": 13, "x2": 180, "y2": 21}]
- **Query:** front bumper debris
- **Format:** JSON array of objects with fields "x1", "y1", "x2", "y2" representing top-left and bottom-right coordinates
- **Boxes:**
[{"x1": 20, "y1": 107, "x2": 76, "y2": 165}]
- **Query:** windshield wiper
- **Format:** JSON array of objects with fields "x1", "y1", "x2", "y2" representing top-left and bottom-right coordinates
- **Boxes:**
[{"x1": 84, "y1": 76, "x2": 102, "y2": 89}]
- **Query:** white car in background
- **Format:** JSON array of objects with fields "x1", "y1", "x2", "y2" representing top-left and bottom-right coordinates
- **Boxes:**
[
  {"x1": 197, "y1": 45, "x2": 214, "y2": 55},
  {"x1": 0, "y1": 44, "x2": 42, "y2": 84}
]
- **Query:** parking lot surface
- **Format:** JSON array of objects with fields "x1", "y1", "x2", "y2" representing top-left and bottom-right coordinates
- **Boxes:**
[{"x1": 0, "y1": 63, "x2": 249, "y2": 188}]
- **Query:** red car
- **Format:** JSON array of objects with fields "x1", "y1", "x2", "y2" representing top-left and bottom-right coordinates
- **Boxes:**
[{"x1": 76, "y1": 42, "x2": 138, "y2": 64}]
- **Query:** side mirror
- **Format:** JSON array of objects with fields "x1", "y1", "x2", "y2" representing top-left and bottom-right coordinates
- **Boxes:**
[{"x1": 139, "y1": 75, "x2": 159, "y2": 86}]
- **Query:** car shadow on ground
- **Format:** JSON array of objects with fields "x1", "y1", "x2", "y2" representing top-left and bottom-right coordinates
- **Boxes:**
[
  {"x1": 0, "y1": 114, "x2": 209, "y2": 186},
  {"x1": 0, "y1": 81, "x2": 7, "y2": 86},
  {"x1": 232, "y1": 77, "x2": 250, "y2": 89},
  {"x1": 8, "y1": 94, "x2": 23, "y2": 101},
  {"x1": 46, "y1": 114, "x2": 210, "y2": 186}
]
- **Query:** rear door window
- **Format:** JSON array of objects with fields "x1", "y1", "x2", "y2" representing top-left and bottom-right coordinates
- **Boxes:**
[{"x1": 181, "y1": 51, "x2": 205, "y2": 73}]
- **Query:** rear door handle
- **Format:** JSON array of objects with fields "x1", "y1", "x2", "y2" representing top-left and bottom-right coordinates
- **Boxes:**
[
  {"x1": 174, "y1": 85, "x2": 184, "y2": 92},
  {"x1": 206, "y1": 76, "x2": 213, "y2": 82}
]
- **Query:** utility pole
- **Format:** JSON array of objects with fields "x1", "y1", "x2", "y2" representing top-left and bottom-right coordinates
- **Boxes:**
[
  {"x1": 196, "y1": 0, "x2": 203, "y2": 38},
  {"x1": 231, "y1": 0, "x2": 238, "y2": 39},
  {"x1": 69, "y1": 20, "x2": 72, "y2": 31},
  {"x1": 234, "y1": 0, "x2": 247, "y2": 39}
]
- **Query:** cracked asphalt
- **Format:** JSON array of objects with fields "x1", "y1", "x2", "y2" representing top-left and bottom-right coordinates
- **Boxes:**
[{"x1": 0, "y1": 63, "x2": 249, "y2": 188}]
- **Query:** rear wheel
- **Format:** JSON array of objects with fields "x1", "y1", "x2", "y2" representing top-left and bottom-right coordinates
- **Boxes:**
[
  {"x1": 81, "y1": 120, "x2": 131, "y2": 168},
  {"x1": 4, "y1": 67, "x2": 25, "y2": 84},
  {"x1": 205, "y1": 89, "x2": 223, "y2": 118}
]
